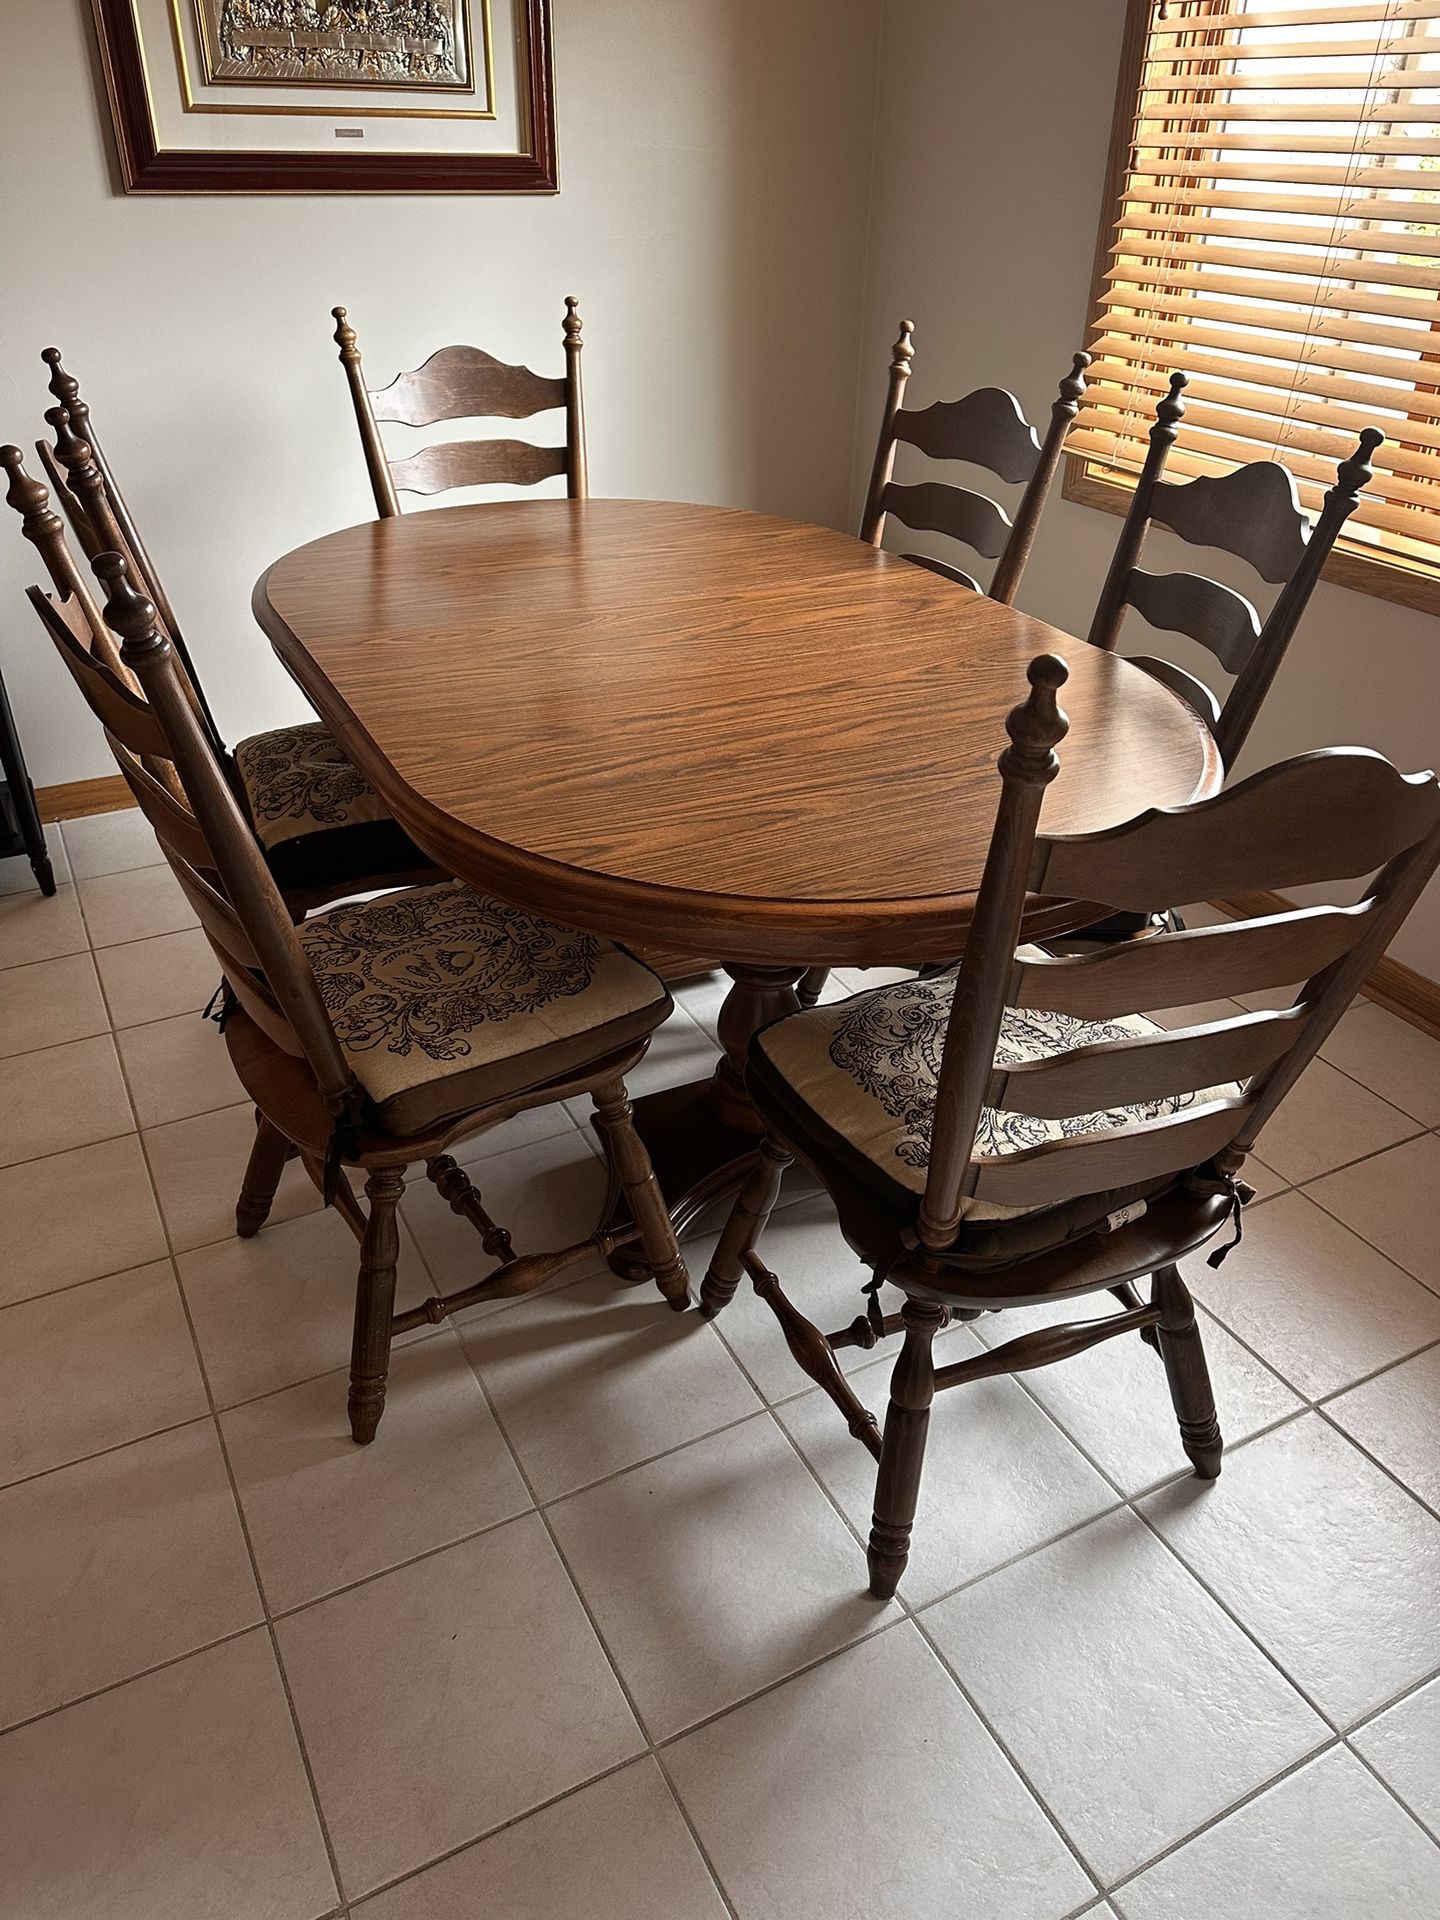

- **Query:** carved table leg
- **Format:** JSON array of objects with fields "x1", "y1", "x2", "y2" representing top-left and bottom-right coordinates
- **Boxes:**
[{"x1": 599, "y1": 963, "x2": 807, "y2": 1280}]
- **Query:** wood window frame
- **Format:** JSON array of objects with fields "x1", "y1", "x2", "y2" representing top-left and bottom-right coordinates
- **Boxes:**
[{"x1": 1064, "y1": 0, "x2": 1440, "y2": 618}]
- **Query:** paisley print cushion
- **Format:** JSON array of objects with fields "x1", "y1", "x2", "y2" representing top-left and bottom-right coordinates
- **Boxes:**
[
  {"x1": 234, "y1": 722, "x2": 392, "y2": 852},
  {"x1": 756, "y1": 970, "x2": 1236, "y2": 1219},
  {"x1": 298, "y1": 881, "x2": 670, "y2": 1135}
]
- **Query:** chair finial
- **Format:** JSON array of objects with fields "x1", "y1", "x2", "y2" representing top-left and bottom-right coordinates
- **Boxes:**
[
  {"x1": 1333, "y1": 426, "x2": 1383, "y2": 509},
  {"x1": 1149, "y1": 370, "x2": 1187, "y2": 449},
  {"x1": 1059, "y1": 350, "x2": 1091, "y2": 409},
  {"x1": 94, "y1": 551, "x2": 163, "y2": 667},
  {"x1": 1001, "y1": 652, "x2": 1070, "y2": 785},
  {"x1": 332, "y1": 306, "x2": 360, "y2": 363},
  {"x1": 42, "y1": 346, "x2": 93, "y2": 443},
  {"x1": 563, "y1": 295, "x2": 583, "y2": 354},
  {"x1": 892, "y1": 320, "x2": 916, "y2": 372},
  {"x1": 1, "y1": 444, "x2": 62, "y2": 548}
]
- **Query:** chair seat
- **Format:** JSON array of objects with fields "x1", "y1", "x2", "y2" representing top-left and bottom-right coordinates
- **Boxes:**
[
  {"x1": 752, "y1": 970, "x2": 1237, "y2": 1225},
  {"x1": 298, "y1": 880, "x2": 670, "y2": 1136},
  {"x1": 233, "y1": 720, "x2": 434, "y2": 896}
]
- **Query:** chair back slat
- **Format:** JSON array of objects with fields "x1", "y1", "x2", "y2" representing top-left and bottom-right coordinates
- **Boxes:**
[
  {"x1": 999, "y1": 1006, "x2": 1305, "y2": 1120},
  {"x1": 860, "y1": 323, "x2": 1088, "y2": 607},
  {"x1": 893, "y1": 389, "x2": 1042, "y2": 482},
  {"x1": 388, "y1": 439, "x2": 568, "y2": 497},
  {"x1": 1037, "y1": 751, "x2": 1440, "y2": 910},
  {"x1": 1151, "y1": 461, "x2": 1310, "y2": 583},
  {"x1": 901, "y1": 552, "x2": 983, "y2": 594},
  {"x1": 334, "y1": 299, "x2": 587, "y2": 516},
  {"x1": 971, "y1": 1102, "x2": 1249, "y2": 1211},
  {"x1": 881, "y1": 481, "x2": 1012, "y2": 559},
  {"x1": 912, "y1": 653, "x2": 1440, "y2": 1253},
  {"x1": 1013, "y1": 902, "x2": 1378, "y2": 1018},
  {"x1": 30, "y1": 587, "x2": 170, "y2": 759},
  {"x1": 1125, "y1": 569, "x2": 1261, "y2": 675},
  {"x1": 369, "y1": 344, "x2": 566, "y2": 426}
]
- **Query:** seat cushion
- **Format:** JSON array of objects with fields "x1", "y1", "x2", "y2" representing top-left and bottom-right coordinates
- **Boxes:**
[
  {"x1": 234, "y1": 721, "x2": 436, "y2": 899},
  {"x1": 753, "y1": 970, "x2": 1235, "y2": 1223},
  {"x1": 299, "y1": 880, "x2": 670, "y2": 1137}
]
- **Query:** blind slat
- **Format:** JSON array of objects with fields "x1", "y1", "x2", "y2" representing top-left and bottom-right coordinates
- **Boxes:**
[
  {"x1": 1097, "y1": 295, "x2": 1440, "y2": 363},
  {"x1": 1101, "y1": 259, "x2": 1440, "y2": 324},
  {"x1": 1110, "y1": 238, "x2": 1440, "y2": 293},
  {"x1": 1117, "y1": 214, "x2": 1440, "y2": 264},
  {"x1": 1157, "y1": 2, "x2": 1440, "y2": 29},
  {"x1": 1122, "y1": 187, "x2": 1440, "y2": 231},
  {"x1": 1089, "y1": 339, "x2": 1440, "y2": 428}
]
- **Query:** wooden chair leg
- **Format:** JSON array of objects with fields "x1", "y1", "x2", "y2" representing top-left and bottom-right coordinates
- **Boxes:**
[
  {"x1": 796, "y1": 966, "x2": 830, "y2": 1010},
  {"x1": 348, "y1": 1166, "x2": 406, "y2": 1445},
  {"x1": 1152, "y1": 1263, "x2": 1223, "y2": 1479},
  {"x1": 700, "y1": 1133, "x2": 791, "y2": 1318},
  {"x1": 591, "y1": 1079, "x2": 691, "y2": 1310},
  {"x1": 867, "y1": 1297, "x2": 947, "y2": 1599},
  {"x1": 235, "y1": 1113, "x2": 291, "y2": 1238}
]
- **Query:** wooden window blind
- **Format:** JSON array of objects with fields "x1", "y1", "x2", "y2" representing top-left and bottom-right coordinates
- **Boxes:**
[{"x1": 1071, "y1": 0, "x2": 1440, "y2": 609}]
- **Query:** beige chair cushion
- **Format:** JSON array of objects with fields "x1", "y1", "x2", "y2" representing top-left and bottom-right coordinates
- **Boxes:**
[
  {"x1": 299, "y1": 881, "x2": 670, "y2": 1137},
  {"x1": 234, "y1": 721, "x2": 392, "y2": 852},
  {"x1": 755, "y1": 970, "x2": 1236, "y2": 1221}
]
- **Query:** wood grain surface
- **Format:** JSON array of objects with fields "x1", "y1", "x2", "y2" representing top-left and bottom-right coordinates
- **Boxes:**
[{"x1": 255, "y1": 499, "x2": 1220, "y2": 962}]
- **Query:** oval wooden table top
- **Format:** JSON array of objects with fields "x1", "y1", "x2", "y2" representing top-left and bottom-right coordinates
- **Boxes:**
[{"x1": 255, "y1": 498, "x2": 1221, "y2": 965}]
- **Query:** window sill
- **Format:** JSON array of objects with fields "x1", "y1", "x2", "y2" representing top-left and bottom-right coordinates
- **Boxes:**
[{"x1": 1063, "y1": 455, "x2": 1440, "y2": 620}]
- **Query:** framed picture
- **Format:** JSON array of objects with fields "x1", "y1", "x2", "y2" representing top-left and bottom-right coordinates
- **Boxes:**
[{"x1": 89, "y1": 0, "x2": 557, "y2": 193}]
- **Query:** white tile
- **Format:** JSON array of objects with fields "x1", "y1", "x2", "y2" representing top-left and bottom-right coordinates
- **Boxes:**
[
  {"x1": 76, "y1": 863, "x2": 198, "y2": 948},
  {"x1": 95, "y1": 929, "x2": 221, "y2": 1028},
  {"x1": 60, "y1": 807, "x2": 163, "y2": 880},
  {"x1": 222, "y1": 1329, "x2": 530, "y2": 1613},
  {"x1": 562, "y1": 1004, "x2": 719, "y2": 1124},
  {"x1": 1351, "y1": 1676, "x2": 1440, "y2": 1842},
  {"x1": 0, "y1": 1261, "x2": 207, "y2": 1487},
  {"x1": 144, "y1": 1101, "x2": 322, "y2": 1254},
  {"x1": 1307, "y1": 1134, "x2": 1440, "y2": 1293},
  {"x1": 1326, "y1": 1345, "x2": 1440, "y2": 1512},
  {"x1": 0, "y1": 951, "x2": 108, "y2": 1059},
  {"x1": 116, "y1": 1012, "x2": 246, "y2": 1128},
  {"x1": 0, "y1": 885, "x2": 87, "y2": 970},
  {"x1": 1248, "y1": 1058, "x2": 1418, "y2": 1185},
  {"x1": 925, "y1": 1510, "x2": 1325, "y2": 1882},
  {"x1": 178, "y1": 1206, "x2": 433, "y2": 1409},
  {"x1": 669, "y1": 968, "x2": 729, "y2": 1041},
  {"x1": 0, "y1": 824, "x2": 68, "y2": 896},
  {"x1": 0, "y1": 1134, "x2": 165, "y2": 1308},
  {"x1": 1320, "y1": 1001, "x2": 1440, "y2": 1127},
  {"x1": 1113, "y1": 1748, "x2": 1440, "y2": 1920},
  {"x1": 0, "y1": 1630, "x2": 336, "y2": 1920},
  {"x1": 0, "y1": 1419, "x2": 260, "y2": 1730},
  {"x1": 356, "y1": 1758, "x2": 728, "y2": 1920},
  {"x1": 778, "y1": 1350, "x2": 1115, "y2": 1605},
  {"x1": 401, "y1": 1096, "x2": 578, "y2": 1180},
  {"x1": 666, "y1": 1622, "x2": 1092, "y2": 1920},
  {"x1": 549, "y1": 1414, "x2": 899, "y2": 1738},
  {"x1": 277, "y1": 1514, "x2": 641, "y2": 1899},
  {"x1": 1188, "y1": 1191, "x2": 1440, "y2": 1399},
  {"x1": 0, "y1": 1033, "x2": 132, "y2": 1168},
  {"x1": 402, "y1": 1125, "x2": 611, "y2": 1304},
  {"x1": 971, "y1": 1298, "x2": 1301, "y2": 1496},
  {"x1": 457, "y1": 1267, "x2": 759, "y2": 1501},
  {"x1": 1143, "y1": 1415, "x2": 1440, "y2": 1726}
]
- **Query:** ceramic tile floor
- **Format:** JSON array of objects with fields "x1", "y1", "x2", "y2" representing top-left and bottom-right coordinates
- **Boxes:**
[{"x1": 2, "y1": 812, "x2": 1440, "y2": 1918}]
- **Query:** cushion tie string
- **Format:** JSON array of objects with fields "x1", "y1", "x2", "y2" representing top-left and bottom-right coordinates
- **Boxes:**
[
  {"x1": 1206, "y1": 1173, "x2": 1257, "y2": 1269},
  {"x1": 861, "y1": 1273, "x2": 888, "y2": 1340}
]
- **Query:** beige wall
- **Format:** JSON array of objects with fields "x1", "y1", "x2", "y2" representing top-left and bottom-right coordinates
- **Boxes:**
[
  {"x1": 857, "y1": 0, "x2": 1440, "y2": 978},
  {"x1": 1, "y1": 0, "x2": 881, "y2": 777}
]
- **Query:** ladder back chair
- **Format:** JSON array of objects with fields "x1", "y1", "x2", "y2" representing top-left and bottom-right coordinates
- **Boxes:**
[
  {"x1": 332, "y1": 296, "x2": 587, "y2": 519},
  {"x1": 13, "y1": 385, "x2": 441, "y2": 915},
  {"x1": 860, "y1": 320, "x2": 1090, "y2": 604},
  {"x1": 1088, "y1": 371, "x2": 1383, "y2": 769},
  {"x1": 707, "y1": 653, "x2": 1440, "y2": 1599},
  {"x1": 35, "y1": 548, "x2": 691, "y2": 1444}
]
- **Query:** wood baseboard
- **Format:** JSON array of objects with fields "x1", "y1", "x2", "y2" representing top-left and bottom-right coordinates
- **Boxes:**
[
  {"x1": 1214, "y1": 890, "x2": 1440, "y2": 1042},
  {"x1": 35, "y1": 776, "x2": 136, "y2": 823}
]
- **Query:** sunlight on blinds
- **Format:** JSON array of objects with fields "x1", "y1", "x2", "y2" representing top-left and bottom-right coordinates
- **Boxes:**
[{"x1": 1075, "y1": 0, "x2": 1440, "y2": 573}]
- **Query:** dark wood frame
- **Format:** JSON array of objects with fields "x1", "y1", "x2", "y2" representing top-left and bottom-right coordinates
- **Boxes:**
[
  {"x1": 89, "y1": 0, "x2": 558, "y2": 194},
  {"x1": 1065, "y1": 0, "x2": 1440, "y2": 618}
]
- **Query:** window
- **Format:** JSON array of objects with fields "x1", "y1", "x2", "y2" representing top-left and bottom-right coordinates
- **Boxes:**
[{"x1": 1069, "y1": 0, "x2": 1440, "y2": 612}]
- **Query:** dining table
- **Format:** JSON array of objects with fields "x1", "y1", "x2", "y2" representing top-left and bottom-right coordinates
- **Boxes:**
[{"x1": 254, "y1": 496, "x2": 1222, "y2": 1303}]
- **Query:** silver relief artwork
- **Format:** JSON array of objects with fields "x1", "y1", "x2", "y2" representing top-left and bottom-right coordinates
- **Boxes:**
[{"x1": 196, "y1": 1, "x2": 473, "y2": 90}]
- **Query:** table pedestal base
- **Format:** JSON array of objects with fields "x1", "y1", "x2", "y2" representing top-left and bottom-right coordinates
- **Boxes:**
[{"x1": 595, "y1": 963, "x2": 807, "y2": 1291}]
